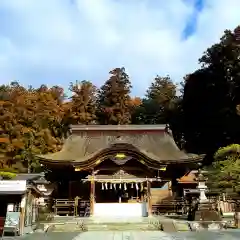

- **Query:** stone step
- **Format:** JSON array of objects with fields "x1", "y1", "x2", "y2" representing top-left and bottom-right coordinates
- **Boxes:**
[
  {"x1": 50, "y1": 221, "x2": 160, "y2": 232},
  {"x1": 50, "y1": 223, "x2": 84, "y2": 232},
  {"x1": 161, "y1": 222, "x2": 177, "y2": 232}
]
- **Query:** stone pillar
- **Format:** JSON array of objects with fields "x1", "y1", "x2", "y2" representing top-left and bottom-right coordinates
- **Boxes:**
[
  {"x1": 147, "y1": 181, "x2": 152, "y2": 216},
  {"x1": 90, "y1": 175, "x2": 95, "y2": 216},
  {"x1": 234, "y1": 204, "x2": 240, "y2": 228},
  {"x1": 234, "y1": 211, "x2": 240, "y2": 228}
]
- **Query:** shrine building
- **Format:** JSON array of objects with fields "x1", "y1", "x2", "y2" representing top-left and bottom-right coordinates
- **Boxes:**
[{"x1": 38, "y1": 125, "x2": 203, "y2": 218}]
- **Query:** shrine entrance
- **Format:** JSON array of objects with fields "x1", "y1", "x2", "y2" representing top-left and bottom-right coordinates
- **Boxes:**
[
  {"x1": 83, "y1": 169, "x2": 154, "y2": 217},
  {"x1": 94, "y1": 179, "x2": 145, "y2": 203}
]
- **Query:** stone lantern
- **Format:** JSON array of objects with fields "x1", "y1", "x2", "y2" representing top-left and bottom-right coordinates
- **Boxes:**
[
  {"x1": 192, "y1": 168, "x2": 222, "y2": 224},
  {"x1": 196, "y1": 169, "x2": 208, "y2": 203}
]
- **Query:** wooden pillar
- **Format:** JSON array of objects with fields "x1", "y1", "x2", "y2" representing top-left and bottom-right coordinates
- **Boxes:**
[
  {"x1": 147, "y1": 181, "x2": 152, "y2": 216},
  {"x1": 19, "y1": 195, "x2": 26, "y2": 236},
  {"x1": 19, "y1": 190, "x2": 30, "y2": 236},
  {"x1": 168, "y1": 181, "x2": 173, "y2": 198},
  {"x1": 90, "y1": 175, "x2": 95, "y2": 216}
]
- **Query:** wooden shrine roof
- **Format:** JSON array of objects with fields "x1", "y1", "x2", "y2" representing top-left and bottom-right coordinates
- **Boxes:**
[{"x1": 37, "y1": 124, "x2": 203, "y2": 169}]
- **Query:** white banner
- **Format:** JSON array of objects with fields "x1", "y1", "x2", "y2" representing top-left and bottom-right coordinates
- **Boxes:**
[{"x1": 0, "y1": 180, "x2": 27, "y2": 192}]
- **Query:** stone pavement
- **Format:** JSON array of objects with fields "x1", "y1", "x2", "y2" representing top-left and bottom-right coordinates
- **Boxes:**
[{"x1": 2, "y1": 230, "x2": 240, "y2": 240}]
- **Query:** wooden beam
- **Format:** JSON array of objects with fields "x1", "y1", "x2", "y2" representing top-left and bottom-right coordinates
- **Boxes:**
[
  {"x1": 147, "y1": 181, "x2": 152, "y2": 216},
  {"x1": 96, "y1": 166, "x2": 153, "y2": 172},
  {"x1": 89, "y1": 174, "x2": 95, "y2": 216}
]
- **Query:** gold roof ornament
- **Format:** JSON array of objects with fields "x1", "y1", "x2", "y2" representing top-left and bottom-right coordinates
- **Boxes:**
[
  {"x1": 95, "y1": 159, "x2": 101, "y2": 165},
  {"x1": 115, "y1": 153, "x2": 126, "y2": 159}
]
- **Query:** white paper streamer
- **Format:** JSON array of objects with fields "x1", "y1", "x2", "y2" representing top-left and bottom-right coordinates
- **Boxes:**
[
  {"x1": 119, "y1": 183, "x2": 122, "y2": 189},
  {"x1": 105, "y1": 183, "x2": 108, "y2": 190},
  {"x1": 124, "y1": 183, "x2": 127, "y2": 190},
  {"x1": 101, "y1": 183, "x2": 104, "y2": 190},
  {"x1": 110, "y1": 183, "x2": 112, "y2": 189},
  {"x1": 131, "y1": 183, "x2": 134, "y2": 188},
  {"x1": 135, "y1": 183, "x2": 139, "y2": 190},
  {"x1": 113, "y1": 183, "x2": 116, "y2": 189}
]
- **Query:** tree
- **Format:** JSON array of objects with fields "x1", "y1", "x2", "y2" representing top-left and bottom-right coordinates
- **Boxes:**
[
  {"x1": 182, "y1": 27, "x2": 240, "y2": 156},
  {"x1": 132, "y1": 76, "x2": 177, "y2": 125},
  {"x1": 97, "y1": 67, "x2": 132, "y2": 124},
  {"x1": 67, "y1": 80, "x2": 97, "y2": 125},
  {"x1": 146, "y1": 76, "x2": 176, "y2": 104},
  {"x1": 0, "y1": 82, "x2": 66, "y2": 173},
  {"x1": 206, "y1": 144, "x2": 240, "y2": 193}
]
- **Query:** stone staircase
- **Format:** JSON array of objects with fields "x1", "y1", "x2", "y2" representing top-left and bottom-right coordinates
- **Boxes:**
[{"x1": 49, "y1": 216, "x2": 162, "y2": 232}]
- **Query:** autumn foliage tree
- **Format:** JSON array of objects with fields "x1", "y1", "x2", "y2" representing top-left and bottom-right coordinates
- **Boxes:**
[
  {"x1": 0, "y1": 82, "x2": 65, "y2": 173},
  {"x1": 67, "y1": 80, "x2": 97, "y2": 125}
]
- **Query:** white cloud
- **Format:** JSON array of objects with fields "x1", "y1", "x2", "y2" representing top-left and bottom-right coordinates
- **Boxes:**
[{"x1": 0, "y1": 0, "x2": 240, "y2": 95}]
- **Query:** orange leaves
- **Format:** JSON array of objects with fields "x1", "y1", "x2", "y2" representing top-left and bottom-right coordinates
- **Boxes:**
[
  {"x1": 11, "y1": 139, "x2": 25, "y2": 149},
  {"x1": 0, "y1": 138, "x2": 9, "y2": 143},
  {"x1": 68, "y1": 80, "x2": 97, "y2": 125},
  {"x1": 129, "y1": 97, "x2": 142, "y2": 107},
  {"x1": 0, "y1": 82, "x2": 68, "y2": 172}
]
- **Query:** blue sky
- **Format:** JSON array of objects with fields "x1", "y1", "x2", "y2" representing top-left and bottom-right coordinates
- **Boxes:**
[{"x1": 0, "y1": 0, "x2": 240, "y2": 96}]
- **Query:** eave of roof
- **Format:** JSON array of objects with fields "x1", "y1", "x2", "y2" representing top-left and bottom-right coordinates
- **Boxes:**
[
  {"x1": 37, "y1": 125, "x2": 204, "y2": 168},
  {"x1": 70, "y1": 124, "x2": 166, "y2": 131}
]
